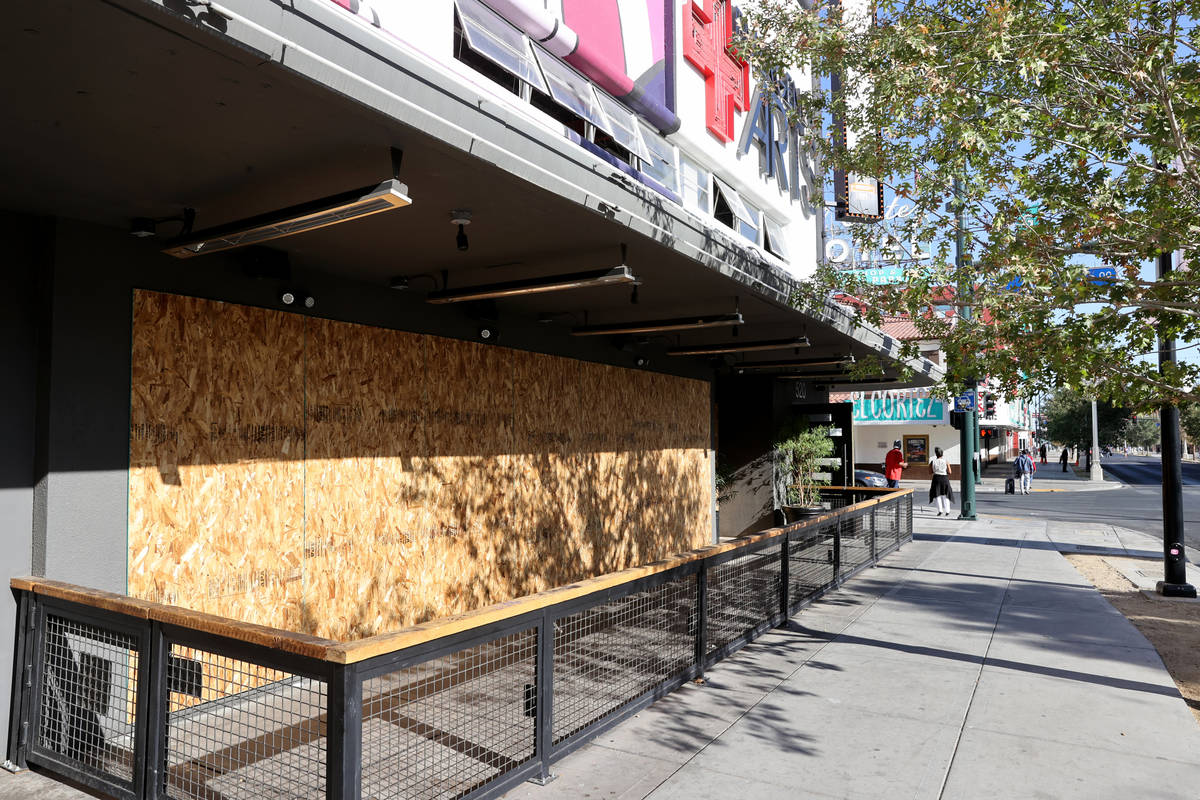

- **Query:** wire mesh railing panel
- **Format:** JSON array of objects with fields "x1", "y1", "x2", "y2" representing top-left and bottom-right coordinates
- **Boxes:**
[
  {"x1": 361, "y1": 628, "x2": 537, "y2": 800},
  {"x1": 839, "y1": 514, "x2": 873, "y2": 578},
  {"x1": 705, "y1": 547, "x2": 781, "y2": 655},
  {"x1": 788, "y1": 527, "x2": 837, "y2": 605},
  {"x1": 878, "y1": 502, "x2": 900, "y2": 551},
  {"x1": 37, "y1": 614, "x2": 140, "y2": 783},
  {"x1": 552, "y1": 574, "x2": 695, "y2": 743},
  {"x1": 824, "y1": 494, "x2": 851, "y2": 511},
  {"x1": 164, "y1": 647, "x2": 328, "y2": 800}
]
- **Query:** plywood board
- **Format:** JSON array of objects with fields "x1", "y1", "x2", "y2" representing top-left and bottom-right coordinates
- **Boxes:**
[
  {"x1": 129, "y1": 292, "x2": 306, "y2": 632},
  {"x1": 129, "y1": 291, "x2": 711, "y2": 642}
]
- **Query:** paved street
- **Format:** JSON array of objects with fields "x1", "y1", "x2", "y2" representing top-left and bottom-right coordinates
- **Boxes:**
[
  {"x1": 964, "y1": 455, "x2": 1200, "y2": 543},
  {"x1": 1101, "y1": 454, "x2": 1200, "y2": 486}
]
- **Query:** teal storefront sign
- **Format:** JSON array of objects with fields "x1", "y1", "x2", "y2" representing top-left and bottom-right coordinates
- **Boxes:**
[{"x1": 852, "y1": 390, "x2": 947, "y2": 424}]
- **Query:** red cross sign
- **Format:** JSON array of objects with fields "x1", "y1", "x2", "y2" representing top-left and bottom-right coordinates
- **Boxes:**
[{"x1": 683, "y1": 0, "x2": 749, "y2": 143}]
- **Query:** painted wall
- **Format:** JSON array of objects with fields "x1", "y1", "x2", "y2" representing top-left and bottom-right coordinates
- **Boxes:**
[
  {"x1": 853, "y1": 423, "x2": 962, "y2": 478},
  {"x1": 0, "y1": 212, "x2": 49, "y2": 748}
]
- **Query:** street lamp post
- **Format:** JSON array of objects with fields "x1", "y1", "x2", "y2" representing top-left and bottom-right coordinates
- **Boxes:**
[
  {"x1": 1156, "y1": 249, "x2": 1195, "y2": 597},
  {"x1": 1090, "y1": 398, "x2": 1103, "y2": 481}
]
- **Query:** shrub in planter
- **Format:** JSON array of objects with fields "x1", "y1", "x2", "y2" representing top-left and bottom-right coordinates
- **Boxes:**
[{"x1": 774, "y1": 421, "x2": 834, "y2": 509}]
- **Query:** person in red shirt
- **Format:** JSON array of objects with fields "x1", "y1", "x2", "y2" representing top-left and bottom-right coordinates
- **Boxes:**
[{"x1": 884, "y1": 440, "x2": 908, "y2": 488}]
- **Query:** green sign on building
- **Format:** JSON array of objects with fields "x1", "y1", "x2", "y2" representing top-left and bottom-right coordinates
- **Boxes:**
[{"x1": 851, "y1": 390, "x2": 947, "y2": 424}]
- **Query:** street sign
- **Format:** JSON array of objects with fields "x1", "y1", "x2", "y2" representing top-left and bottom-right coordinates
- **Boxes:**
[
  {"x1": 954, "y1": 391, "x2": 977, "y2": 412},
  {"x1": 1087, "y1": 266, "x2": 1118, "y2": 286}
]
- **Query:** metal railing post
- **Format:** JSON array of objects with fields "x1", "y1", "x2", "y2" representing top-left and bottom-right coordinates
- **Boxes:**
[
  {"x1": 873, "y1": 506, "x2": 883, "y2": 563},
  {"x1": 530, "y1": 611, "x2": 556, "y2": 785},
  {"x1": 139, "y1": 621, "x2": 168, "y2": 800},
  {"x1": 694, "y1": 567, "x2": 708, "y2": 673},
  {"x1": 7, "y1": 591, "x2": 33, "y2": 770},
  {"x1": 326, "y1": 663, "x2": 362, "y2": 800},
  {"x1": 779, "y1": 532, "x2": 790, "y2": 621},
  {"x1": 906, "y1": 494, "x2": 913, "y2": 542}
]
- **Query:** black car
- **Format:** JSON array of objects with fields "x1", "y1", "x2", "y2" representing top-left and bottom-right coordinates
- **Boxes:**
[{"x1": 854, "y1": 469, "x2": 888, "y2": 487}]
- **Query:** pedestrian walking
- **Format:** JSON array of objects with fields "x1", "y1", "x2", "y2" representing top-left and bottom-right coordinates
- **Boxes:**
[
  {"x1": 1060, "y1": 446, "x2": 1069, "y2": 472},
  {"x1": 928, "y1": 446, "x2": 953, "y2": 516},
  {"x1": 1039, "y1": 443, "x2": 1047, "y2": 464},
  {"x1": 1014, "y1": 449, "x2": 1034, "y2": 494},
  {"x1": 884, "y1": 440, "x2": 908, "y2": 489}
]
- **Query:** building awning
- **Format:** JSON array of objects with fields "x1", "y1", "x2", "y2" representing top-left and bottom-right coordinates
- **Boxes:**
[{"x1": 0, "y1": 0, "x2": 941, "y2": 387}]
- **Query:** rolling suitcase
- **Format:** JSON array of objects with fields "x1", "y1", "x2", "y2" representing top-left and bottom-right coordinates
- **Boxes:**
[{"x1": 1005, "y1": 477, "x2": 1015, "y2": 494}]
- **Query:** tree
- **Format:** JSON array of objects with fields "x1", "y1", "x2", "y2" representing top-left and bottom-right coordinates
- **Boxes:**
[
  {"x1": 1124, "y1": 417, "x2": 1161, "y2": 449},
  {"x1": 1182, "y1": 402, "x2": 1200, "y2": 443},
  {"x1": 740, "y1": 0, "x2": 1200, "y2": 408},
  {"x1": 1043, "y1": 389, "x2": 1129, "y2": 449}
]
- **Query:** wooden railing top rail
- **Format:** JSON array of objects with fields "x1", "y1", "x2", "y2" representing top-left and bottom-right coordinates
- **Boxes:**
[{"x1": 12, "y1": 489, "x2": 912, "y2": 665}]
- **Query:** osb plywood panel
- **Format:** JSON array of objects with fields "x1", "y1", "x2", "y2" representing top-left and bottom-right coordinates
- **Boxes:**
[
  {"x1": 129, "y1": 291, "x2": 711, "y2": 642},
  {"x1": 129, "y1": 291, "x2": 306, "y2": 632}
]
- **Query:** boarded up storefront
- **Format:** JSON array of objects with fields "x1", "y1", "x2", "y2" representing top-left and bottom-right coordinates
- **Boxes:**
[{"x1": 128, "y1": 291, "x2": 712, "y2": 640}]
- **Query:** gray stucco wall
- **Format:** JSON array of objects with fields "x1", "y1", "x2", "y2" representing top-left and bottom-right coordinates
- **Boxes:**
[{"x1": 0, "y1": 212, "x2": 51, "y2": 750}]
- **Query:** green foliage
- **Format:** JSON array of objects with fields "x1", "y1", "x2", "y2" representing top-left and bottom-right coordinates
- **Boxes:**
[
  {"x1": 774, "y1": 421, "x2": 835, "y2": 507},
  {"x1": 1043, "y1": 389, "x2": 1130, "y2": 449},
  {"x1": 739, "y1": 0, "x2": 1200, "y2": 407},
  {"x1": 1123, "y1": 417, "x2": 1161, "y2": 448},
  {"x1": 1182, "y1": 403, "x2": 1200, "y2": 443}
]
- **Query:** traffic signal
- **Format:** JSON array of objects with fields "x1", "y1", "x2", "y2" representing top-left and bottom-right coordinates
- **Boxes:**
[
  {"x1": 984, "y1": 394, "x2": 997, "y2": 419},
  {"x1": 950, "y1": 410, "x2": 965, "y2": 430},
  {"x1": 979, "y1": 427, "x2": 997, "y2": 439}
]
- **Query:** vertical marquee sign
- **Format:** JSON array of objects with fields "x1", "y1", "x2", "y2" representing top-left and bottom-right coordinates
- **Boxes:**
[
  {"x1": 832, "y1": 0, "x2": 883, "y2": 222},
  {"x1": 683, "y1": 0, "x2": 749, "y2": 142}
]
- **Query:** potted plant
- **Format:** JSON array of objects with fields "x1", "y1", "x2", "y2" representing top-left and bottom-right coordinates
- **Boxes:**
[{"x1": 773, "y1": 421, "x2": 835, "y2": 520}]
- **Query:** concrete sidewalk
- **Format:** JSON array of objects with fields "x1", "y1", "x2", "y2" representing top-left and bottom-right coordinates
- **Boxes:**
[{"x1": 502, "y1": 516, "x2": 1200, "y2": 800}]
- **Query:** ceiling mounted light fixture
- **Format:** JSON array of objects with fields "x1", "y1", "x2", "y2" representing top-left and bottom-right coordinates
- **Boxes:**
[
  {"x1": 162, "y1": 179, "x2": 412, "y2": 258},
  {"x1": 666, "y1": 336, "x2": 811, "y2": 357},
  {"x1": 732, "y1": 355, "x2": 856, "y2": 371},
  {"x1": 571, "y1": 313, "x2": 744, "y2": 336},
  {"x1": 130, "y1": 209, "x2": 196, "y2": 239},
  {"x1": 451, "y1": 209, "x2": 471, "y2": 251},
  {"x1": 769, "y1": 372, "x2": 878, "y2": 380},
  {"x1": 427, "y1": 266, "x2": 637, "y2": 304}
]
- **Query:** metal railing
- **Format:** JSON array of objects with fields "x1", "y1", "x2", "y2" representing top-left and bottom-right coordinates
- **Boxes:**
[{"x1": 9, "y1": 488, "x2": 912, "y2": 800}]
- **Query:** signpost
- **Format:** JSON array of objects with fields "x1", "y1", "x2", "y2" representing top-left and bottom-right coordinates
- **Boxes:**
[{"x1": 954, "y1": 390, "x2": 977, "y2": 412}]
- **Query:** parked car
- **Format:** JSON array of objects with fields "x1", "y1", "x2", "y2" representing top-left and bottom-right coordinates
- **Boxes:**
[{"x1": 854, "y1": 469, "x2": 888, "y2": 487}]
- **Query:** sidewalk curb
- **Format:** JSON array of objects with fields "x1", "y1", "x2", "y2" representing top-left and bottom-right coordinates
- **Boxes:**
[{"x1": 900, "y1": 481, "x2": 1126, "y2": 494}]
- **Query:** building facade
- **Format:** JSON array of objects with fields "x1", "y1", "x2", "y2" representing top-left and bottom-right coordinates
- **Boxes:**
[{"x1": 0, "y1": 0, "x2": 941, "y2": 741}]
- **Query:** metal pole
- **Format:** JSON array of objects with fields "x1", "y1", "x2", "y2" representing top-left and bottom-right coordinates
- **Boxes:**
[
  {"x1": 972, "y1": 409, "x2": 981, "y2": 484},
  {"x1": 1156, "y1": 249, "x2": 1195, "y2": 597},
  {"x1": 1090, "y1": 398, "x2": 1103, "y2": 481},
  {"x1": 954, "y1": 176, "x2": 976, "y2": 520}
]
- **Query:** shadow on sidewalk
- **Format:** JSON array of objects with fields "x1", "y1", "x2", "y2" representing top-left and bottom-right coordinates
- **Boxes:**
[{"x1": 781, "y1": 620, "x2": 1181, "y2": 699}]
